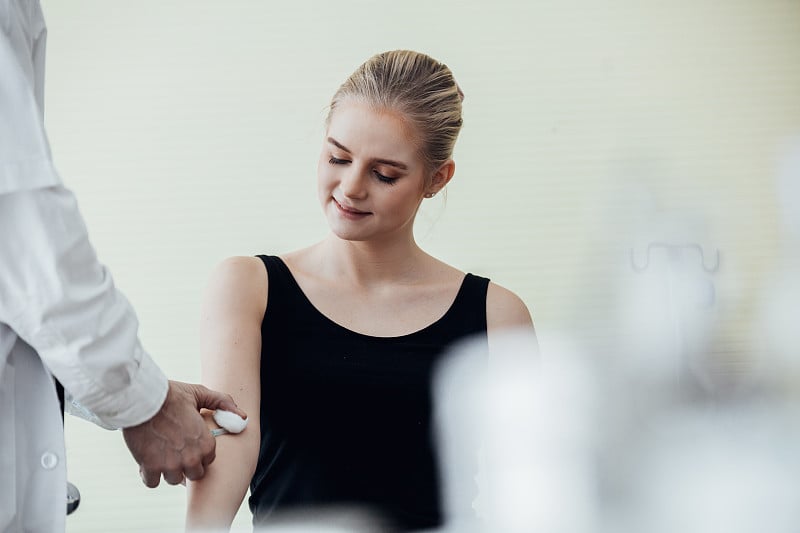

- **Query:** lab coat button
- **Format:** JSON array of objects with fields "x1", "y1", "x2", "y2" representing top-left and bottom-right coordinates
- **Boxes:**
[{"x1": 40, "y1": 451, "x2": 58, "y2": 469}]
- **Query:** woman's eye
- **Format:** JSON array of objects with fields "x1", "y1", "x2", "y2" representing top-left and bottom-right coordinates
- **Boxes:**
[
  {"x1": 373, "y1": 171, "x2": 398, "y2": 185},
  {"x1": 328, "y1": 156, "x2": 396, "y2": 185}
]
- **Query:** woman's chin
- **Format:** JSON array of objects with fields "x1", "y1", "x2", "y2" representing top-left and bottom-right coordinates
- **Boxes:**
[{"x1": 331, "y1": 230, "x2": 371, "y2": 243}]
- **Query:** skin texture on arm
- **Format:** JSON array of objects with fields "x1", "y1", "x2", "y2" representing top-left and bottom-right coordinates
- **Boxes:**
[
  {"x1": 185, "y1": 256, "x2": 267, "y2": 531},
  {"x1": 486, "y1": 282, "x2": 535, "y2": 335},
  {"x1": 486, "y1": 281, "x2": 537, "y2": 355}
]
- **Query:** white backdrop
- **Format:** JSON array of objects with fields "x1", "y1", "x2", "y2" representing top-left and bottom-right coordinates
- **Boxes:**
[{"x1": 35, "y1": 0, "x2": 800, "y2": 531}]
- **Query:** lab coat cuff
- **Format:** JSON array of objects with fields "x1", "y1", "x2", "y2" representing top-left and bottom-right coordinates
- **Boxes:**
[{"x1": 104, "y1": 349, "x2": 169, "y2": 428}]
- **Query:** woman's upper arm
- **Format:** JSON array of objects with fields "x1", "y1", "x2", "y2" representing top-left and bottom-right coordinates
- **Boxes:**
[
  {"x1": 186, "y1": 255, "x2": 267, "y2": 530},
  {"x1": 199, "y1": 256, "x2": 266, "y2": 404},
  {"x1": 486, "y1": 281, "x2": 534, "y2": 334}
]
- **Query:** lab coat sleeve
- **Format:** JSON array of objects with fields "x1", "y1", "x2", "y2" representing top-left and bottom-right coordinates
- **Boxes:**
[
  {"x1": 0, "y1": 3, "x2": 168, "y2": 429},
  {"x1": 0, "y1": 0, "x2": 57, "y2": 195},
  {"x1": 0, "y1": 187, "x2": 170, "y2": 429}
]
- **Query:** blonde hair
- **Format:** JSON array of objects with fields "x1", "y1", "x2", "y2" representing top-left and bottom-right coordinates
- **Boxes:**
[{"x1": 327, "y1": 50, "x2": 464, "y2": 178}]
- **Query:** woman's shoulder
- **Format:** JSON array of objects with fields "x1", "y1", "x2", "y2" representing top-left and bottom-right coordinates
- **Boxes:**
[
  {"x1": 204, "y1": 256, "x2": 268, "y2": 316},
  {"x1": 485, "y1": 281, "x2": 533, "y2": 333},
  {"x1": 212, "y1": 255, "x2": 266, "y2": 282}
]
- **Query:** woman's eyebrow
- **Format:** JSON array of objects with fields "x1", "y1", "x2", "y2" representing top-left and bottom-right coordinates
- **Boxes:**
[
  {"x1": 327, "y1": 137, "x2": 351, "y2": 154},
  {"x1": 327, "y1": 137, "x2": 408, "y2": 170}
]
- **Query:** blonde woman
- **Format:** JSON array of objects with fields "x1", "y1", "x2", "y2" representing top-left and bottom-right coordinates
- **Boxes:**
[{"x1": 186, "y1": 50, "x2": 533, "y2": 531}]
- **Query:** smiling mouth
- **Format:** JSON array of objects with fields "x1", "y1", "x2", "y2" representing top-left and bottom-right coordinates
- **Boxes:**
[{"x1": 334, "y1": 198, "x2": 371, "y2": 216}]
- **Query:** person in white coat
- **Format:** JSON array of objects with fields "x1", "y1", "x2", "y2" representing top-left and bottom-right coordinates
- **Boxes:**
[{"x1": 0, "y1": 2, "x2": 246, "y2": 531}]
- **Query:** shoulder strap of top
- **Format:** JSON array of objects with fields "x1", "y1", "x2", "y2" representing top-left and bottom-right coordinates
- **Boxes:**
[
  {"x1": 440, "y1": 273, "x2": 490, "y2": 335},
  {"x1": 256, "y1": 255, "x2": 297, "y2": 285},
  {"x1": 461, "y1": 273, "x2": 490, "y2": 300},
  {"x1": 255, "y1": 255, "x2": 296, "y2": 323},
  {"x1": 256, "y1": 254, "x2": 280, "y2": 273}
]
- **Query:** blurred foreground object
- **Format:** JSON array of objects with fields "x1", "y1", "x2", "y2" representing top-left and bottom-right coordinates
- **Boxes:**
[{"x1": 434, "y1": 319, "x2": 800, "y2": 533}]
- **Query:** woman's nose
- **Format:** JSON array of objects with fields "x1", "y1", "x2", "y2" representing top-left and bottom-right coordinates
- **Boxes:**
[{"x1": 340, "y1": 167, "x2": 367, "y2": 199}]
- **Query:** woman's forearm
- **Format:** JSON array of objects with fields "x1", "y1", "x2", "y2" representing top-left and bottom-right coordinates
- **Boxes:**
[{"x1": 185, "y1": 415, "x2": 260, "y2": 530}]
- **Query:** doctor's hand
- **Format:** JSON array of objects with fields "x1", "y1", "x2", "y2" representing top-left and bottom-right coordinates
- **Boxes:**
[{"x1": 122, "y1": 380, "x2": 247, "y2": 487}]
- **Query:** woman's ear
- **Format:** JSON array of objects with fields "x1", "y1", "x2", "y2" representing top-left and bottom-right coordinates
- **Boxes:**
[{"x1": 426, "y1": 160, "x2": 456, "y2": 197}]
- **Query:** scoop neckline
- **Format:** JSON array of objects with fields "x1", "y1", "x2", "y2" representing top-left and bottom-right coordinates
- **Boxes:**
[{"x1": 271, "y1": 255, "x2": 470, "y2": 341}]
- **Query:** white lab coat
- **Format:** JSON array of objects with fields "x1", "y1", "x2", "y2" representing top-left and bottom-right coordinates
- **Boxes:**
[{"x1": 0, "y1": 1, "x2": 169, "y2": 531}]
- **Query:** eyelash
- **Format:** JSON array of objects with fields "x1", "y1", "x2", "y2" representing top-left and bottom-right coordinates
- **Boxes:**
[{"x1": 328, "y1": 157, "x2": 398, "y2": 185}]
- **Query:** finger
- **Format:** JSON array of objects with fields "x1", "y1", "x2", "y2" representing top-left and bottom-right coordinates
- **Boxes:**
[
  {"x1": 181, "y1": 440, "x2": 211, "y2": 482},
  {"x1": 164, "y1": 468, "x2": 185, "y2": 486},
  {"x1": 200, "y1": 437, "x2": 217, "y2": 468},
  {"x1": 140, "y1": 467, "x2": 161, "y2": 488},
  {"x1": 183, "y1": 461, "x2": 205, "y2": 482},
  {"x1": 161, "y1": 451, "x2": 185, "y2": 486},
  {"x1": 193, "y1": 385, "x2": 248, "y2": 419}
]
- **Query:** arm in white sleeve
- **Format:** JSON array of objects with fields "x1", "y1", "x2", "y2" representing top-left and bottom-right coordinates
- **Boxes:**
[
  {"x1": 0, "y1": 0, "x2": 57, "y2": 194},
  {"x1": 0, "y1": 187, "x2": 169, "y2": 428},
  {"x1": 0, "y1": 0, "x2": 168, "y2": 428}
]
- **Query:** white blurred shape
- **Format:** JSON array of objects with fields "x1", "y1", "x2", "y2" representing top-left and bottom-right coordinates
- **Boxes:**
[
  {"x1": 434, "y1": 329, "x2": 597, "y2": 533},
  {"x1": 755, "y1": 270, "x2": 800, "y2": 379},
  {"x1": 776, "y1": 136, "x2": 800, "y2": 241},
  {"x1": 751, "y1": 136, "x2": 800, "y2": 382},
  {"x1": 628, "y1": 408, "x2": 800, "y2": 533},
  {"x1": 617, "y1": 242, "x2": 717, "y2": 388},
  {"x1": 245, "y1": 506, "x2": 382, "y2": 532}
]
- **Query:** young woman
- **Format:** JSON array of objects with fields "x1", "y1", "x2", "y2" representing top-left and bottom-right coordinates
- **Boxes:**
[{"x1": 186, "y1": 50, "x2": 533, "y2": 532}]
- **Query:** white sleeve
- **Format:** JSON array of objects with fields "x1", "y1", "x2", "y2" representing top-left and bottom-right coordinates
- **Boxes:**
[
  {"x1": 0, "y1": 187, "x2": 169, "y2": 428},
  {"x1": 0, "y1": 1, "x2": 168, "y2": 428},
  {"x1": 0, "y1": 0, "x2": 59, "y2": 194}
]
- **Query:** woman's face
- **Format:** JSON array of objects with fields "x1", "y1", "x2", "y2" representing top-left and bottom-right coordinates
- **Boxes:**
[{"x1": 318, "y1": 100, "x2": 430, "y2": 243}]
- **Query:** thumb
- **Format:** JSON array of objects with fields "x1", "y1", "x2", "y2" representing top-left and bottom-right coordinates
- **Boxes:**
[{"x1": 192, "y1": 384, "x2": 247, "y2": 419}]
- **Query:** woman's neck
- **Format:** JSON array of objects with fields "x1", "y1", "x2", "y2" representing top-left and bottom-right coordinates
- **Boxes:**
[{"x1": 317, "y1": 233, "x2": 429, "y2": 286}]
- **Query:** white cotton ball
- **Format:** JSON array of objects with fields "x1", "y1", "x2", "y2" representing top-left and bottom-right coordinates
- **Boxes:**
[{"x1": 213, "y1": 409, "x2": 248, "y2": 433}]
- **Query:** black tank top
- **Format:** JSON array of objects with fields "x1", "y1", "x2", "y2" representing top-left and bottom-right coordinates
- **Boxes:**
[{"x1": 249, "y1": 255, "x2": 489, "y2": 531}]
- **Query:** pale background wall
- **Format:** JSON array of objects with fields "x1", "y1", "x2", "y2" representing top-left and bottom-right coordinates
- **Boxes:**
[{"x1": 35, "y1": 0, "x2": 800, "y2": 531}]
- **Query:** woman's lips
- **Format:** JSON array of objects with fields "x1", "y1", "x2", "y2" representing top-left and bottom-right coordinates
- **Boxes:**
[{"x1": 334, "y1": 198, "x2": 371, "y2": 218}]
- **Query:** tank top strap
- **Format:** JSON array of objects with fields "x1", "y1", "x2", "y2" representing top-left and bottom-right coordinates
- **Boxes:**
[
  {"x1": 257, "y1": 254, "x2": 285, "y2": 280},
  {"x1": 256, "y1": 254, "x2": 279, "y2": 271},
  {"x1": 434, "y1": 273, "x2": 490, "y2": 337},
  {"x1": 256, "y1": 255, "x2": 298, "y2": 324}
]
